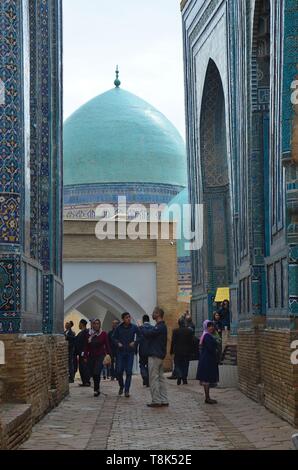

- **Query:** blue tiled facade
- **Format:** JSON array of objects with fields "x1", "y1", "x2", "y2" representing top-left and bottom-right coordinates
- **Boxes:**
[
  {"x1": 181, "y1": 0, "x2": 298, "y2": 328},
  {"x1": 0, "y1": 0, "x2": 63, "y2": 334}
]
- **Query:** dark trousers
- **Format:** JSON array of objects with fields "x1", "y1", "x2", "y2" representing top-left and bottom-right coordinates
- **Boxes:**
[
  {"x1": 110, "y1": 354, "x2": 117, "y2": 379},
  {"x1": 170, "y1": 356, "x2": 178, "y2": 378},
  {"x1": 68, "y1": 349, "x2": 75, "y2": 381},
  {"x1": 88, "y1": 355, "x2": 104, "y2": 392},
  {"x1": 175, "y1": 356, "x2": 190, "y2": 380},
  {"x1": 79, "y1": 356, "x2": 90, "y2": 385},
  {"x1": 139, "y1": 355, "x2": 149, "y2": 385},
  {"x1": 117, "y1": 352, "x2": 134, "y2": 392}
]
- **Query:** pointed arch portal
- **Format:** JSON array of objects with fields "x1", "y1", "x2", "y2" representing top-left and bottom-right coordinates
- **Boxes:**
[
  {"x1": 199, "y1": 59, "x2": 232, "y2": 294},
  {"x1": 63, "y1": 262, "x2": 157, "y2": 331}
]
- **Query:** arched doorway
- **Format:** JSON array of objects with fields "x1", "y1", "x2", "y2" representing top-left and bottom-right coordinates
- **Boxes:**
[
  {"x1": 199, "y1": 59, "x2": 232, "y2": 315},
  {"x1": 64, "y1": 279, "x2": 148, "y2": 332}
]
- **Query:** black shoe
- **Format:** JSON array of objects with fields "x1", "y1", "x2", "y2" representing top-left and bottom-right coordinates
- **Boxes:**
[
  {"x1": 183, "y1": 379, "x2": 188, "y2": 385},
  {"x1": 125, "y1": 392, "x2": 130, "y2": 398},
  {"x1": 119, "y1": 387, "x2": 124, "y2": 396},
  {"x1": 205, "y1": 398, "x2": 217, "y2": 405},
  {"x1": 160, "y1": 403, "x2": 169, "y2": 407},
  {"x1": 69, "y1": 379, "x2": 74, "y2": 383},
  {"x1": 147, "y1": 403, "x2": 162, "y2": 408},
  {"x1": 94, "y1": 391, "x2": 100, "y2": 397},
  {"x1": 177, "y1": 378, "x2": 182, "y2": 385},
  {"x1": 167, "y1": 376, "x2": 177, "y2": 380}
]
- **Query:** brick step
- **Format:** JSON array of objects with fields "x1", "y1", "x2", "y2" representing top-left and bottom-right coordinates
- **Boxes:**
[
  {"x1": 221, "y1": 345, "x2": 238, "y2": 366},
  {"x1": 0, "y1": 403, "x2": 32, "y2": 450}
]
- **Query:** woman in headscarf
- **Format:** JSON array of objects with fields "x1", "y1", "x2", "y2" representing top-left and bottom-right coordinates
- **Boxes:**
[
  {"x1": 196, "y1": 320, "x2": 219, "y2": 404},
  {"x1": 86, "y1": 319, "x2": 111, "y2": 397}
]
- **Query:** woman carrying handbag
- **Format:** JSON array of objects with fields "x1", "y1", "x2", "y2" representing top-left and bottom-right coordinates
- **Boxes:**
[{"x1": 86, "y1": 319, "x2": 111, "y2": 397}]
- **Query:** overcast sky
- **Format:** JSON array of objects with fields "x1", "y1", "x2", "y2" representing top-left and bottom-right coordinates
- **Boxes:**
[{"x1": 63, "y1": 0, "x2": 186, "y2": 138}]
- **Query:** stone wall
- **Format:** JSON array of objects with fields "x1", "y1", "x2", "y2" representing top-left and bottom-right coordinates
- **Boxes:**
[
  {"x1": 0, "y1": 335, "x2": 69, "y2": 425},
  {"x1": 238, "y1": 324, "x2": 298, "y2": 427}
]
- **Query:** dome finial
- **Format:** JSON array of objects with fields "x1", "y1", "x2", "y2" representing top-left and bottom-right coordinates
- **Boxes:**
[{"x1": 114, "y1": 65, "x2": 121, "y2": 88}]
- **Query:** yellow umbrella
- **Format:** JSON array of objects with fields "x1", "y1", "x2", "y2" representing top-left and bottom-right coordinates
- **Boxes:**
[{"x1": 214, "y1": 287, "x2": 230, "y2": 303}]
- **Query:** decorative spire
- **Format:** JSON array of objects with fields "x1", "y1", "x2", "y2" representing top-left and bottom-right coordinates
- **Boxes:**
[{"x1": 114, "y1": 65, "x2": 121, "y2": 88}]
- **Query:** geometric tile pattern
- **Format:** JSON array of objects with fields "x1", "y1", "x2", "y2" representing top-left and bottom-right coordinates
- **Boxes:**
[
  {"x1": 0, "y1": 256, "x2": 21, "y2": 333},
  {"x1": 0, "y1": 1, "x2": 23, "y2": 246}
]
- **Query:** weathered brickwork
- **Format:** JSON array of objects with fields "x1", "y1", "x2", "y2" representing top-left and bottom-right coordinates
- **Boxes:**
[
  {"x1": 238, "y1": 329, "x2": 262, "y2": 403},
  {"x1": 0, "y1": 335, "x2": 68, "y2": 421},
  {"x1": 0, "y1": 404, "x2": 32, "y2": 450},
  {"x1": 239, "y1": 326, "x2": 298, "y2": 426}
]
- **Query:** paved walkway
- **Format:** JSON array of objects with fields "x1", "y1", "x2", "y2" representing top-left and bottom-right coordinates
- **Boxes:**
[{"x1": 20, "y1": 376, "x2": 297, "y2": 450}]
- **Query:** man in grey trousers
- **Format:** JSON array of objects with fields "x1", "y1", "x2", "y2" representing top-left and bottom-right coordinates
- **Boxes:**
[{"x1": 139, "y1": 307, "x2": 169, "y2": 408}]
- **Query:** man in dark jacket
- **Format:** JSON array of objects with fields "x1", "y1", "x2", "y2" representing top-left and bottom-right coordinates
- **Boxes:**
[
  {"x1": 138, "y1": 315, "x2": 154, "y2": 387},
  {"x1": 64, "y1": 321, "x2": 76, "y2": 383},
  {"x1": 113, "y1": 312, "x2": 140, "y2": 398},
  {"x1": 170, "y1": 318, "x2": 193, "y2": 385},
  {"x1": 75, "y1": 319, "x2": 91, "y2": 387},
  {"x1": 140, "y1": 307, "x2": 168, "y2": 408},
  {"x1": 108, "y1": 319, "x2": 120, "y2": 381}
]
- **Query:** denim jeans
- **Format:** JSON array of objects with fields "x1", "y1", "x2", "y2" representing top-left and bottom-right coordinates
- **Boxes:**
[{"x1": 117, "y1": 352, "x2": 135, "y2": 392}]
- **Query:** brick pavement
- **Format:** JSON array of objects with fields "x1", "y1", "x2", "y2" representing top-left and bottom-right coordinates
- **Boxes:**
[{"x1": 20, "y1": 376, "x2": 297, "y2": 450}]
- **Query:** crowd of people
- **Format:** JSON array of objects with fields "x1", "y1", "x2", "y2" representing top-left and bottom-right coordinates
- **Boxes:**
[{"x1": 64, "y1": 300, "x2": 231, "y2": 406}]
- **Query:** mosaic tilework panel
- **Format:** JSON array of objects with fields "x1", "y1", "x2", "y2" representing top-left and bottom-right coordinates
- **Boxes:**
[
  {"x1": 0, "y1": 193, "x2": 20, "y2": 243},
  {"x1": 0, "y1": 1, "x2": 23, "y2": 245},
  {"x1": 0, "y1": 257, "x2": 21, "y2": 333},
  {"x1": 29, "y1": 0, "x2": 40, "y2": 261},
  {"x1": 64, "y1": 183, "x2": 184, "y2": 206},
  {"x1": 39, "y1": 0, "x2": 52, "y2": 273}
]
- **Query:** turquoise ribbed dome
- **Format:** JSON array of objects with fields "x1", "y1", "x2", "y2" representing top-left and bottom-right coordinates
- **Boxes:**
[{"x1": 64, "y1": 88, "x2": 187, "y2": 186}]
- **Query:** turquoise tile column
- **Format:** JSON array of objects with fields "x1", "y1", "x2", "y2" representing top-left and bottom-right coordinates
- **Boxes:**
[{"x1": 0, "y1": 1, "x2": 29, "y2": 333}]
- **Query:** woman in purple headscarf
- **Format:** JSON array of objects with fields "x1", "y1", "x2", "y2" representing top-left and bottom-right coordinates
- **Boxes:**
[{"x1": 196, "y1": 320, "x2": 219, "y2": 404}]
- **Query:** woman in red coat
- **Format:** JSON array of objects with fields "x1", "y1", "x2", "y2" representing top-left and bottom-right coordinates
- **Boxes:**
[{"x1": 86, "y1": 319, "x2": 111, "y2": 397}]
